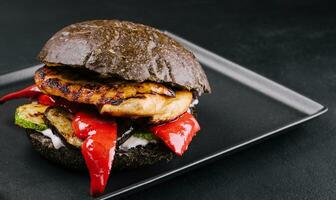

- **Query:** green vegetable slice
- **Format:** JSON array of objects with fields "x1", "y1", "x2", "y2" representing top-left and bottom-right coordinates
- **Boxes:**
[
  {"x1": 132, "y1": 131, "x2": 158, "y2": 141},
  {"x1": 44, "y1": 107, "x2": 83, "y2": 148},
  {"x1": 15, "y1": 103, "x2": 49, "y2": 131}
]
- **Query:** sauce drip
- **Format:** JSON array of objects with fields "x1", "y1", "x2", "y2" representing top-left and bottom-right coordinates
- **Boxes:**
[
  {"x1": 150, "y1": 112, "x2": 200, "y2": 156},
  {"x1": 72, "y1": 111, "x2": 117, "y2": 196}
]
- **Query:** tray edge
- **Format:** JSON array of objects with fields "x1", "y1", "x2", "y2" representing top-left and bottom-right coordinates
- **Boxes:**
[
  {"x1": 98, "y1": 106, "x2": 327, "y2": 200},
  {"x1": 165, "y1": 31, "x2": 324, "y2": 116}
]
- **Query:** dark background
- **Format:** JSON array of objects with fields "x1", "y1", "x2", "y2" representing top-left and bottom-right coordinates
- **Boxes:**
[{"x1": 1, "y1": 0, "x2": 336, "y2": 199}]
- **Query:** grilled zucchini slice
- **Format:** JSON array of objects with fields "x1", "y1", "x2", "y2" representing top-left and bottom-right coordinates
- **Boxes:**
[
  {"x1": 15, "y1": 103, "x2": 49, "y2": 131},
  {"x1": 44, "y1": 107, "x2": 83, "y2": 148},
  {"x1": 132, "y1": 131, "x2": 158, "y2": 141}
]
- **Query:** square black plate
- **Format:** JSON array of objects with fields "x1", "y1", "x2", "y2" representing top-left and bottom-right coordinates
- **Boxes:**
[{"x1": 0, "y1": 32, "x2": 327, "y2": 200}]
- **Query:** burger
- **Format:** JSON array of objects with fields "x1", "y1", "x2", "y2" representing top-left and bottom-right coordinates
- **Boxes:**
[{"x1": 0, "y1": 20, "x2": 211, "y2": 196}]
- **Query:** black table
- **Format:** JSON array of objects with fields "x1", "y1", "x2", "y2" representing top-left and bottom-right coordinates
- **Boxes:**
[{"x1": 1, "y1": 1, "x2": 335, "y2": 199}]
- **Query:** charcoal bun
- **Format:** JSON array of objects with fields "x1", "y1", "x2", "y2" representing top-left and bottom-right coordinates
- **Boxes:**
[
  {"x1": 38, "y1": 20, "x2": 211, "y2": 95},
  {"x1": 25, "y1": 129, "x2": 173, "y2": 171}
]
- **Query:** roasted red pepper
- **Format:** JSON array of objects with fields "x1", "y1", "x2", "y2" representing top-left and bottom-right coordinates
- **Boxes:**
[
  {"x1": 150, "y1": 112, "x2": 200, "y2": 156},
  {"x1": 0, "y1": 85, "x2": 79, "y2": 112},
  {"x1": 72, "y1": 111, "x2": 117, "y2": 196},
  {"x1": 37, "y1": 94, "x2": 56, "y2": 106},
  {"x1": 0, "y1": 85, "x2": 41, "y2": 104},
  {"x1": 36, "y1": 93, "x2": 79, "y2": 113}
]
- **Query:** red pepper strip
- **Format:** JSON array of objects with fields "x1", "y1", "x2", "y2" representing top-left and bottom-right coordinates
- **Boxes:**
[
  {"x1": 150, "y1": 112, "x2": 200, "y2": 156},
  {"x1": 37, "y1": 94, "x2": 56, "y2": 106},
  {"x1": 72, "y1": 111, "x2": 117, "y2": 196},
  {"x1": 37, "y1": 94, "x2": 80, "y2": 113},
  {"x1": 0, "y1": 85, "x2": 79, "y2": 112},
  {"x1": 0, "y1": 85, "x2": 41, "y2": 104}
]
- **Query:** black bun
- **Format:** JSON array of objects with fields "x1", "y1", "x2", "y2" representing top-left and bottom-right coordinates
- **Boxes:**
[
  {"x1": 37, "y1": 20, "x2": 211, "y2": 95},
  {"x1": 26, "y1": 129, "x2": 173, "y2": 171}
]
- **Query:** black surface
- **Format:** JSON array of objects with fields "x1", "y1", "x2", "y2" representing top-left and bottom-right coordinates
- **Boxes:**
[{"x1": 0, "y1": 0, "x2": 334, "y2": 200}]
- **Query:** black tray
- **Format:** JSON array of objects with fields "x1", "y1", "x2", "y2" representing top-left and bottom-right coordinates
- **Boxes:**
[{"x1": 0, "y1": 32, "x2": 327, "y2": 200}]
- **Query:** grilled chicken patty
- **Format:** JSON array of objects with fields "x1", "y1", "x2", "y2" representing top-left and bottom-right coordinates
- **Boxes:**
[
  {"x1": 35, "y1": 66, "x2": 175, "y2": 105},
  {"x1": 35, "y1": 66, "x2": 193, "y2": 123},
  {"x1": 99, "y1": 91, "x2": 192, "y2": 123}
]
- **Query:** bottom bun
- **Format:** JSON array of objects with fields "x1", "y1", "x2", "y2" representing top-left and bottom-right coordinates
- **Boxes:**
[{"x1": 26, "y1": 129, "x2": 174, "y2": 171}]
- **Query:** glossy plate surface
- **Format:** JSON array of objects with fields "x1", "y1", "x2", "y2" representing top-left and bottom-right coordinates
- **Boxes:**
[{"x1": 0, "y1": 33, "x2": 327, "y2": 200}]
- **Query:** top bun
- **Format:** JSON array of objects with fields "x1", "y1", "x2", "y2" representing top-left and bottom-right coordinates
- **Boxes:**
[{"x1": 38, "y1": 20, "x2": 210, "y2": 95}]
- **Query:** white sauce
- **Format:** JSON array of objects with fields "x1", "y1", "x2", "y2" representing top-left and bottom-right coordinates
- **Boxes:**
[
  {"x1": 190, "y1": 99, "x2": 199, "y2": 107},
  {"x1": 120, "y1": 136, "x2": 156, "y2": 151},
  {"x1": 187, "y1": 99, "x2": 199, "y2": 113},
  {"x1": 39, "y1": 129, "x2": 65, "y2": 149}
]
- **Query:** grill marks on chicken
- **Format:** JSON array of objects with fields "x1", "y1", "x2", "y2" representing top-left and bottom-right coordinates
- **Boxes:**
[
  {"x1": 99, "y1": 91, "x2": 192, "y2": 123},
  {"x1": 35, "y1": 66, "x2": 175, "y2": 105},
  {"x1": 35, "y1": 66, "x2": 193, "y2": 122}
]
